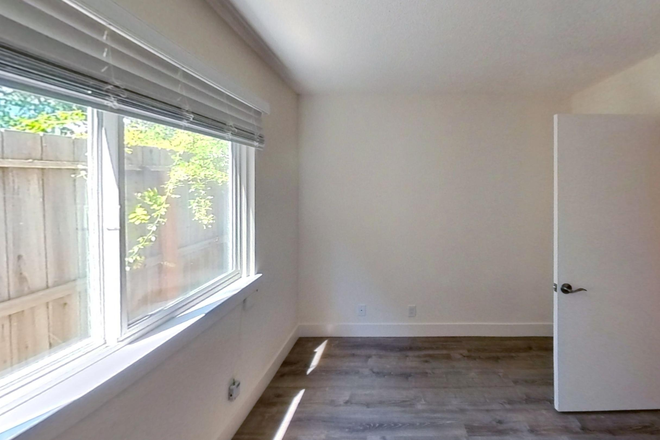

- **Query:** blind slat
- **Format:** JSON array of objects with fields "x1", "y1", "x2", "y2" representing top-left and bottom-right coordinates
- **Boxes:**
[{"x1": 0, "y1": 0, "x2": 265, "y2": 148}]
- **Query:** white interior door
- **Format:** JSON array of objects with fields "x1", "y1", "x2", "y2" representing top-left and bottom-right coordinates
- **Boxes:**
[{"x1": 554, "y1": 114, "x2": 660, "y2": 412}]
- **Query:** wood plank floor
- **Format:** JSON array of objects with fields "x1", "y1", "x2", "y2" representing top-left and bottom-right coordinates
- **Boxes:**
[{"x1": 234, "y1": 337, "x2": 660, "y2": 439}]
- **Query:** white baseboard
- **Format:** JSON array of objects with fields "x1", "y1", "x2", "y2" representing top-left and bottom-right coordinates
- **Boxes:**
[
  {"x1": 299, "y1": 322, "x2": 553, "y2": 337},
  {"x1": 218, "y1": 325, "x2": 299, "y2": 440}
]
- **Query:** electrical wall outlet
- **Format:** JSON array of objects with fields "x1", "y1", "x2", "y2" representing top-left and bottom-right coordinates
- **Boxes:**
[
  {"x1": 228, "y1": 378, "x2": 241, "y2": 401},
  {"x1": 357, "y1": 304, "x2": 367, "y2": 317},
  {"x1": 408, "y1": 305, "x2": 417, "y2": 318}
]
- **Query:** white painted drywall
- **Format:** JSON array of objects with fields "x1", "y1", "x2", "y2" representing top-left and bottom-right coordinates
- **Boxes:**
[
  {"x1": 571, "y1": 52, "x2": 660, "y2": 115},
  {"x1": 43, "y1": 0, "x2": 299, "y2": 439},
  {"x1": 298, "y1": 94, "x2": 567, "y2": 336},
  {"x1": 227, "y1": 0, "x2": 660, "y2": 95}
]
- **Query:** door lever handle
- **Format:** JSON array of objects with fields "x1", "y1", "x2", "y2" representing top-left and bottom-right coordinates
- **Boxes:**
[{"x1": 560, "y1": 283, "x2": 587, "y2": 294}]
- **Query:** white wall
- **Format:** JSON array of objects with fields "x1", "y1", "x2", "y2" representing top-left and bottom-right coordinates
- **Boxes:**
[
  {"x1": 571, "y1": 52, "x2": 660, "y2": 115},
  {"x1": 298, "y1": 94, "x2": 567, "y2": 336},
  {"x1": 48, "y1": 0, "x2": 299, "y2": 439}
]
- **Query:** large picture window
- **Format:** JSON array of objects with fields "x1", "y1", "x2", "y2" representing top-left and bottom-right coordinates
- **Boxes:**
[{"x1": 0, "y1": 85, "x2": 251, "y2": 396}]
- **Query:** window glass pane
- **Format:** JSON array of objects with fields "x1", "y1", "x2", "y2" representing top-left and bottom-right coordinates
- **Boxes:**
[
  {"x1": 123, "y1": 118, "x2": 234, "y2": 324},
  {"x1": 0, "y1": 86, "x2": 91, "y2": 378}
]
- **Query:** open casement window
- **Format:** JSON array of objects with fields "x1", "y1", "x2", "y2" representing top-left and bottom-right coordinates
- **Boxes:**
[{"x1": 0, "y1": 0, "x2": 262, "y2": 410}]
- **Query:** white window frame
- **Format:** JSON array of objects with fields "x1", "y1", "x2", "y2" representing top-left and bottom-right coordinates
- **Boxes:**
[
  {"x1": 0, "y1": 109, "x2": 110, "y2": 410},
  {"x1": 113, "y1": 115, "x2": 246, "y2": 341},
  {"x1": 0, "y1": 104, "x2": 256, "y2": 415}
]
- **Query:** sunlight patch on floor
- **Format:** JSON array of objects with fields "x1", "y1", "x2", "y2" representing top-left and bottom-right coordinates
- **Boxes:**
[
  {"x1": 306, "y1": 340, "x2": 328, "y2": 375},
  {"x1": 272, "y1": 389, "x2": 305, "y2": 440}
]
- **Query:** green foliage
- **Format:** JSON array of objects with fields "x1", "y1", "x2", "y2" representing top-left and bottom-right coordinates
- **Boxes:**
[
  {"x1": 125, "y1": 187, "x2": 171, "y2": 268},
  {"x1": 123, "y1": 118, "x2": 230, "y2": 269},
  {"x1": 12, "y1": 109, "x2": 88, "y2": 137},
  {"x1": 0, "y1": 86, "x2": 230, "y2": 270},
  {"x1": 0, "y1": 87, "x2": 87, "y2": 137}
]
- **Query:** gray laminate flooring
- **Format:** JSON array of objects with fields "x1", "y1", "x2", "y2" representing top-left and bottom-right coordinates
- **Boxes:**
[{"x1": 234, "y1": 337, "x2": 660, "y2": 439}]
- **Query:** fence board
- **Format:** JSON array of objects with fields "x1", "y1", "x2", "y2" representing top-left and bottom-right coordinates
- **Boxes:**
[
  {"x1": 125, "y1": 147, "x2": 149, "y2": 321},
  {"x1": 0, "y1": 159, "x2": 85, "y2": 169},
  {"x1": 0, "y1": 280, "x2": 80, "y2": 318},
  {"x1": 3, "y1": 131, "x2": 50, "y2": 365},
  {"x1": 126, "y1": 268, "x2": 147, "y2": 323},
  {"x1": 43, "y1": 135, "x2": 81, "y2": 348},
  {"x1": 160, "y1": 205, "x2": 180, "y2": 304},
  {"x1": 144, "y1": 167, "x2": 163, "y2": 312},
  {"x1": 0, "y1": 132, "x2": 10, "y2": 371},
  {"x1": 173, "y1": 188, "x2": 192, "y2": 294},
  {"x1": 0, "y1": 318, "x2": 9, "y2": 373}
]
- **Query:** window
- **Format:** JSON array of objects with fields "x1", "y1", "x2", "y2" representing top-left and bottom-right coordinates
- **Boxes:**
[
  {"x1": 0, "y1": 85, "x2": 253, "y2": 400},
  {"x1": 0, "y1": 0, "x2": 263, "y2": 410},
  {"x1": 0, "y1": 87, "x2": 95, "y2": 380},
  {"x1": 121, "y1": 117, "x2": 239, "y2": 327}
]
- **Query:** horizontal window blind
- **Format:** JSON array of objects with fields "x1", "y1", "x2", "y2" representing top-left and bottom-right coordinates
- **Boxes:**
[{"x1": 0, "y1": 0, "x2": 265, "y2": 148}]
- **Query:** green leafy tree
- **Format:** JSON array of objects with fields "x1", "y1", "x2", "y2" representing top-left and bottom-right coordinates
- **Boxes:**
[
  {"x1": 0, "y1": 87, "x2": 87, "y2": 136},
  {"x1": 0, "y1": 86, "x2": 230, "y2": 269},
  {"x1": 123, "y1": 118, "x2": 229, "y2": 269}
]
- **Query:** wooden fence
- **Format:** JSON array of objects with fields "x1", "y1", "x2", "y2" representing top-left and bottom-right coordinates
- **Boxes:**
[
  {"x1": 124, "y1": 143, "x2": 231, "y2": 322},
  {"x1": 0, "y1": 129, "x2": 229, "y2": 376}
]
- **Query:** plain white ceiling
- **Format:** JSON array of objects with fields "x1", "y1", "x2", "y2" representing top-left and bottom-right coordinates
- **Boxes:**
[{"x1": 226, "y1": 0, "x2": 660, "y2": 95}]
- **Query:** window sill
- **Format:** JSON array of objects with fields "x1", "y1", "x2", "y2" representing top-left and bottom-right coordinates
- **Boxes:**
[{"x1": 0, "y1": 274, "x2": 262, "y2": 440}]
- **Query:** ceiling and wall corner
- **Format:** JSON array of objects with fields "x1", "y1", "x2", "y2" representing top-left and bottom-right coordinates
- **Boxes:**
[
  {"x1": 571, "y1": 51, "x2": 660, "y2": 114},
  {"x1": 209, "y1": 0, "x2": 660, "y2": 97},
  {"x1": 204, "y1": 0, "x2": 301, "y2": 92}
]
